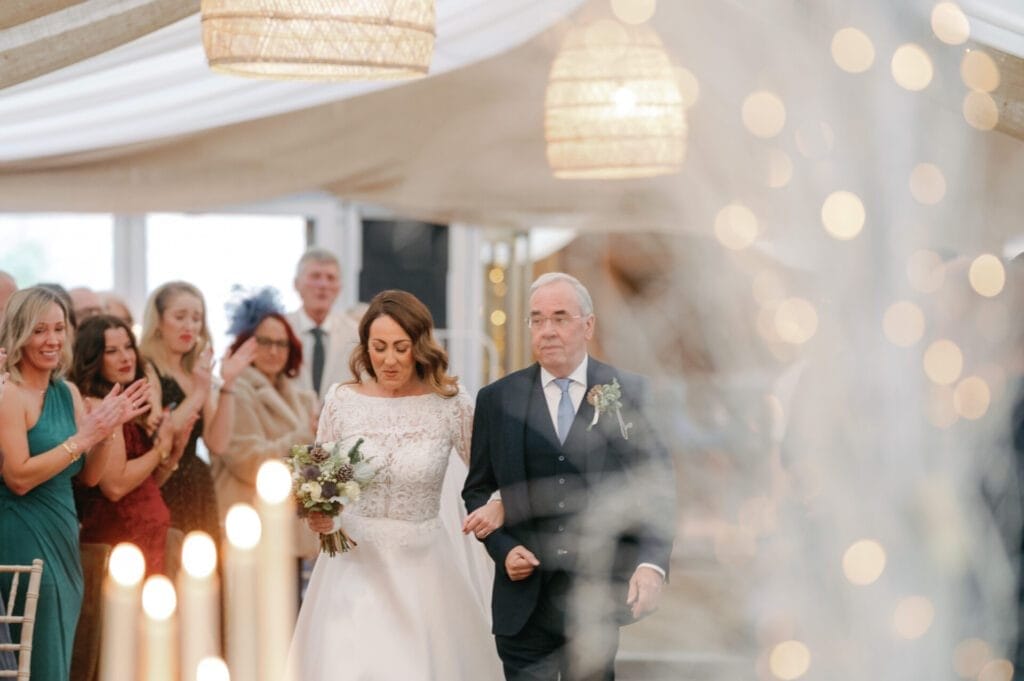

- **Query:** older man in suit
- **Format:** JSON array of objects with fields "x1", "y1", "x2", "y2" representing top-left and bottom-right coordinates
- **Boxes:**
[
  {"x1": 464, "y1": 272, "x2": 675, "y2": 681},
  {"x1": 287, "y1": 248, "x2": 358, "y2": 399}
]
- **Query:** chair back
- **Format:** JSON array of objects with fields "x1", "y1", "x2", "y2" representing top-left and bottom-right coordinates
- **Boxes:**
[{"x1": 0, "y1": 559, "x2": 45, "y2": 681}]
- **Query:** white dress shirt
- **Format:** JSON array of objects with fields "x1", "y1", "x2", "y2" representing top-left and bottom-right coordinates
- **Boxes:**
[{"x1": 287, "y1": 307, "x2": 359, "y2": 400}]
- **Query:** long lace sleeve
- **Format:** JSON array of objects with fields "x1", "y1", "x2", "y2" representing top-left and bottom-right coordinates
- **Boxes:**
[
  {"x1": 451, "y1": 388, "x2": 474, "y2": 466},
  {"x1": 316, "y1": 386, "x2": 342, "y2": 444}
]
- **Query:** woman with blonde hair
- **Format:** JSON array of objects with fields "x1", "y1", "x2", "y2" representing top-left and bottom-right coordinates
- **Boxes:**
[
  {"x1": 0, "y1": 287, "x2": 148, "y2": 681},
  {"x1": 139, "y1": 281, "x2": 255, "y2": 546}
]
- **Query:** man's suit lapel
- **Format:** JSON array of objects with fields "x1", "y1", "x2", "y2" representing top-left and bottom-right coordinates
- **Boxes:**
[
  {"x1": 501, "y1": 364, "x2": 538, "y2": 486},
  {"x1": 563, "y1": 357, "x2": 612, "y2": 477}
]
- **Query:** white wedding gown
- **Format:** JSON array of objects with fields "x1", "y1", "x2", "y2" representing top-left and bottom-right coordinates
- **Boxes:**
[{"x1": 287, "y1": 384, "x2": 503, "y2": 681}]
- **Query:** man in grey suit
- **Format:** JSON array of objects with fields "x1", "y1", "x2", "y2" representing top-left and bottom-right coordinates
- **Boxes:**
[
  {"x1": 464, "y1": 272, "x2": 675, "y2": 681},
  {"x1": 287, "y1": 248, "x2": 359, "y2": 399}
]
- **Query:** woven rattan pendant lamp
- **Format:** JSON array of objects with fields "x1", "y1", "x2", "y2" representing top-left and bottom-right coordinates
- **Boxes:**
[
  {"x1": 545, "y1": 19, "x2": 686, "y2": 179},
  {"x1": 201, "y1": 0, "x2": 435, "y2": 80}
]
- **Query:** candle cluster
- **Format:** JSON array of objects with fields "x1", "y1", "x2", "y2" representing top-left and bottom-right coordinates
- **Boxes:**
[{"x1": 99, "y1": 460, "x2": 296, "y2": 681}]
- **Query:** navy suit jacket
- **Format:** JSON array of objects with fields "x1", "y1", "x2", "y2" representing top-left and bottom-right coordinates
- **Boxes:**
[{"x1": 463, "y1": 357, "x2": 675, "y2": 636}]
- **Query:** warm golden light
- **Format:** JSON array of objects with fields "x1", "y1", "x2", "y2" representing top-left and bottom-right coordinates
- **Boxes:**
[
  {"x1": 714, "y1": 203, "x2": 759, "y2": 250},
  {"x1": 932, "y1": 2, "x2": 970, "y2": 44},
  {"x1": 954, "y1": 638, "x2": 993, "y2": 678},
  {"x1": 831, "y1": 27, "x2": 875, "y2": 73},
  {"x1": 196, "y1": 657, "x2": 231, "y2": 681},
  {"x1": 256, "y1": 460, "x2": 292, "y2": 504},
  {"x1": 765, "y1": 149, "x2": 793, "y2": 188},
  {"x1": 882, "y1": 301, "x2": 925, "y2": 347},
  {"x1": 963, "y1": 91, "x2": 1000, "y2": 130},
  {"x1": 909, "y1": 163, "x2": 947, "y2": 204},
  {"x1": 953, "y1": 376, "x2": 991, "y2": 420},
  {"x1": 928, "y1": 385, "x2": 959, "y2": 429},
  {"x1": 225, "y1": 503, "x2": 262, "y2": 550},
  {"x1": 842, "y1": 539, "x2": 887, "y2": 585},
  {"x1": 769, "y1": 640, "x2": 811, "y2": 680},
  {"x1": 545, "y1": 21, "x2": 685, "y2": 179},
  {"x1": 142, "y1": 575, "x2": 177, "y2": 621},
  {"x1": 109, "y1": 542, "x2": 146, "y2": 587},
  {"x1": 488, "y1": 267, "x2": 504, "y2": 284},
  {"x1": 201, "y1": 0, "x2": 436, "y2": 80},
  {"x1": 742, "y1": 91, "x2": 787, "y2": 139},
  {"x1": 774, "y1": 298, "x2": 818, "y2": 345},
  {"x1": 611, "y1": 0, "x2": 657, "y2": 25},
  {"x1": 923, "y1": 339, "x2": 964, "y2": 385},
  {"x1": 907, "y1": 250, "x2": 946, "y2": 293},
  {"x1": 978, "y1": 659, "x2": 1014, "y2": 681},
  {"x1": 893, "y1": 596, "x2": 935, "y2": 639},
  {"x1": 891, "y1": 44, "x2": 933, "y2": 91},
  {"x1": 961, "y1": 49, "x2": 1000, "y2": 92},
  {"x1": 968, "y1": 254, "x2": 1006, "y2": 297},
  {"x1": 821, "y1": 190, "x2": 865, "y2": 240},
  {"x1": 182, "y1": 531, "x2": 218, "y2": 579},
  {"x1": 490, "y1": 310, "x2": 507, "y2": 326},
  {"x1": 674, "y1": 66, "x2": 700, "y2": 109}
]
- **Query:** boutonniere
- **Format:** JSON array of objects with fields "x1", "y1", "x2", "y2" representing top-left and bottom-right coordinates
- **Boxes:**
[{"x1": 586, "y1": 377, "x2": 633, "y2": 440}]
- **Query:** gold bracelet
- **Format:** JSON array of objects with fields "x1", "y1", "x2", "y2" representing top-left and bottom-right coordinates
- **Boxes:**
[{"x1": 61, "y1": 439, "x2": 81, "y2": 463}]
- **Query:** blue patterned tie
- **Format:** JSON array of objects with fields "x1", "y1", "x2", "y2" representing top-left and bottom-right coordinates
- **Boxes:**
[{"x1": 554, "y1": 378, "x2": 574, "y2": 444}]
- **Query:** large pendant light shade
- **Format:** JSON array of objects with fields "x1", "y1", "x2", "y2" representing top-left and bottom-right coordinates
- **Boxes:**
[
  {"x1": 545, "y1": 20, "x2": 686, "y2": 179},
  {"x1": 201, "y1": 0, "x2": 435, "y2": 80}
]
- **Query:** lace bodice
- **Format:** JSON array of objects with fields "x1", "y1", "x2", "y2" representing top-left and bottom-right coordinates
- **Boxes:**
[{"x1": 316, "y1": 384, "x2": 473, "y2": 523}]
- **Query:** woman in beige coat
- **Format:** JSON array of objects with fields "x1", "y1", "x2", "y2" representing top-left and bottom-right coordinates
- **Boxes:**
[{"x1": 213, "y1": 289, "x2": 319, "y2": 557}]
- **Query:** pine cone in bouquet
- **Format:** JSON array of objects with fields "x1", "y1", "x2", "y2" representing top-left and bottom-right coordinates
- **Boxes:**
[
  {"x1": 336, "y1": 463, "x2": 355, "y2": 483},
  {"x1": 309, "y1": 443, "x2": 330, "y2": 463}
]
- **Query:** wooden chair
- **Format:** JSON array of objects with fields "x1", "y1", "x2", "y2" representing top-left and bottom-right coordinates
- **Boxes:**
[{"x1": 0, "y1": 559, "x2": 45, "y2": 681}]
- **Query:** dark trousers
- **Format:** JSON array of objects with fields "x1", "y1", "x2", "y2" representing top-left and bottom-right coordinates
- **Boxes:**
[{"x1": 496, "y1": 571, "x2": 619, "y2": 681}]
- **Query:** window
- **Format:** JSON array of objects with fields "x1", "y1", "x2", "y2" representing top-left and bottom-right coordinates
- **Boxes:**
[{"x1": 0, "y1": 214, "x2": 114, "y2": 289}]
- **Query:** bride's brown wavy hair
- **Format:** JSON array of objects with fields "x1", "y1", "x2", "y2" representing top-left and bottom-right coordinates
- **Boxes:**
[{"x1": 348, "y1": 290, "x2": 458, "y2": 398}]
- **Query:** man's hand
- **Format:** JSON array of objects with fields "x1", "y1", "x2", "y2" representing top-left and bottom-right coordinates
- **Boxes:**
[
  {"x1": 504, "y1": 545, "x2": 540, "y2": 581},
  {"x1": 463, "y1": 500, "x2": 504, "y2": 539},
  {"x1": 626, "y1": 565, "x2": 664, "y2": 619}
]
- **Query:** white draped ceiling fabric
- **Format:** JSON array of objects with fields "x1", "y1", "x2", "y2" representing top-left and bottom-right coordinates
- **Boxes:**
[{"x1": 0, "y1": 0, "x2": 1023, "y2": 248}]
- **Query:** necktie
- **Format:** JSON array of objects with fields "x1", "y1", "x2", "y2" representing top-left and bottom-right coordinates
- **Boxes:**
[
  {"x1": 554, "y1": 378, "x2": 574, "y2": 444},
  {"x1": 311, "y1": 327, "x2": 326, "y2": 395}
]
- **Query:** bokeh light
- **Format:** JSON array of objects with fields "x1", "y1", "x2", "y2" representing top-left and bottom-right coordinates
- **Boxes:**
[
  {"x1": 892, "y1": 596, "x2": 935, "y2": 639},
  {"x1": 182, "y1": 531, "x2": 218, "y2": 579},
  {"x1": 142, "y1": 575, "x2": 177, "y2": 621},
  {"x1": 891, "y1": 44, "x2": 934, "y2": 91},
  {"x1": 923, "y1": 339, "x2": 963, "y2": 385},
  {"x1": 742, "y1": 91, "x2": 787, "y2": 138},
  {"x1": 909, "y1": 163, "x2": 947, "y2": 204},
  {"x1": 932, "y1": 2, "x2": 971, "y2": 45},
  {"x1": 963, "y1": 91, "x2": 1000, "y2": 130},
  {"x1": 109, "y1": 543, "x2": 146, "y2": 587},
  {"x1": 969, "y1": 254, "x2": 1005, "y2": 297},
  {"x1": 610, "y1": 0, "x2": 657, "y2": 25},
  {"x1": 774, "y1": 298, "x2": 818, "y2": 344},
  {"x1": 196, "y1": 657, "x2": 231, "y2": 681},
  {"x1": 769, "y1": 640, "x2": 811, "y2": 680},
  {"x1": 842, "y1": 539, "x2": 887, "y2": 585},
  {"x1": 882, "y1": 301, "x2": 925, "y2": 347},
  {"x1": 978, "y1": 659, "x2": 1014, "y2": 681},
  {"x1": 953, "y1": 376, "x2": 991, "y2": 420},
  {"x1": 961, "y1": 49, "x2": 1000, "y2": 92},
  {"x1": 490, "y1": 310, "x2": 507, "y2": 326},
  {"x1": 256, "y1": 459, "x2": 291, "y2": 503},
  {"x1": 225, "y1": 503, "x2": 262, "y2": 550},
  {"x1": 821, "y1": 190, "x2": 865, "y2": 240},
  {"x1": 831, "y1": 27, "x2": 875, "y2": 73},
  {"x1": 954, "y1": 638, "x2": 993, "y2": 678},
  {"x1": 714, "y1": 203, "x2": 759, "y2": 250}
]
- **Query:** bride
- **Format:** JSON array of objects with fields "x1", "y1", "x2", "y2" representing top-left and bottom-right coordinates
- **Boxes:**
[{"x1": 287, "y1": 290, "x2": 504, "y2": 680}]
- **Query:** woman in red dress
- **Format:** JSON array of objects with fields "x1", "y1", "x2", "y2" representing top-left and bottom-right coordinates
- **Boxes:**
[{"x1": 70, "y1": 315, "x2": 194, "y2": 574}]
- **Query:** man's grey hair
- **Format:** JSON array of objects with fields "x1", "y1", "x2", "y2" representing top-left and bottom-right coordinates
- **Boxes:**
[
  {"x1": 295, "y1": 247, "x2": 341, "y2": 278},
  {"x1": 529, "y1": 272, "x2": 594, "y2": 316}
]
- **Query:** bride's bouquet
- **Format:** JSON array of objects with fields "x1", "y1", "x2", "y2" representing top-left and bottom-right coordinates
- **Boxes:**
[{"x1": 288, "y1": 437, "x2": 377, "y2": 556}]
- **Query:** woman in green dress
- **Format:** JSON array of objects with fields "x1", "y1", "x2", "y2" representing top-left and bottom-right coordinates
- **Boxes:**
[{"x1": 0, "y1": 287, "x2": 149, "y2": 681}]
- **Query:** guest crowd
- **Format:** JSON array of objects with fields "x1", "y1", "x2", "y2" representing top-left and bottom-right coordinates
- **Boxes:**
[{"x1": 0, "y1": 248, "x2": 357, "y2": 681}]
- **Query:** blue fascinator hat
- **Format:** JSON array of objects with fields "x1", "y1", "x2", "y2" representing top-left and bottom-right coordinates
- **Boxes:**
[{"x1": 225, "y1": 286, "x2": 285, "y2": 337}]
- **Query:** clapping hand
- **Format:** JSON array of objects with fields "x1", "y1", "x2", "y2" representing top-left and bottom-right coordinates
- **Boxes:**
[
  {"x1": 219, "y1": 337, "x2": 258, "y2": 386},
  {"x1": 462, "y1": 500, "x2": 504, "y2": 539},
  {"x1": 192, "y1": 346, "x2": 215, "y2": 394},
  {"x1": 504, "y1": 545, "x2": 540, "y2": 581},
  {"x1": 80, "y1": 379, "x2": 150, "y2": 447}
]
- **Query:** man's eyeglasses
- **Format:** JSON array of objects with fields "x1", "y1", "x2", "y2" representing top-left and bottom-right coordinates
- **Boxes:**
[
  {"x1": 254, "y1": 336, "x2": 290, "y2": 350},
  {"x1": 525, "y1": 314, "x2": 583, "y2": 329}
]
